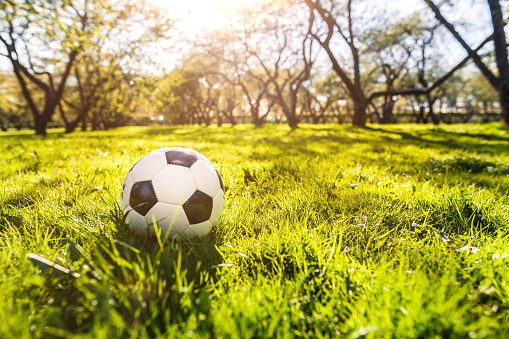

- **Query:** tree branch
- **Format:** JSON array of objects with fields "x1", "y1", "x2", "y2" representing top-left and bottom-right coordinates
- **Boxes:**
[
  {"x1": 424, "y1": 0, "x2": 499, "y2": 87},
  {"x1": 304, "y1": 0, "x2": 365, "y2": 103},
  {"x1": 369, "y1": 31, "x2": 495, "y2": 101},
  {"x1": 487, "y1": 0, "x2": 509, "y2": 80}
]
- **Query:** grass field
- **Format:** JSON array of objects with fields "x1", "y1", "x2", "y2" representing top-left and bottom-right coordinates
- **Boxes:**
[{"x1": 1, "y1": 123, "x2": 509, "y2": 338}]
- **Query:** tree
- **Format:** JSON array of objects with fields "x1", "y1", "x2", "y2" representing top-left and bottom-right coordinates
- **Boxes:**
[
  {"x1": 89, "y1": 70, "x2": 141, "y2": 130},
  {"x1": 0, "y1": 0, "x2": 93, "y2": 135},
  {"x1": 305, "y1": 0, "x2": 496, "y2": 127},
  {"x1": 467, "y1": 73, "x2": 499, "y2": 115},
  {"x1": 59, "y1": 0, "x2": 172, "y2": 133},
  {"x1": 1, "y1": 0, "x2": 171, "y2": 134},
  {"x1": 154, "y1": 55, "x2": 221, "y2": 126},
  {"x1": 304, "y1": 0, "x2": 374, "y2": 126},
  {"x1": 217, "y1": 83, "x2": 239, "y2": 126},
  {"x1": 191, "y1": 0, "x2": 314, "y2": 128},
  {"x1": 198, "y1": 29, "x2": 276, "y2": 126},
  {"x1": 240, "y1": 0, "x2": 315, "y2": 128},
  {"x1": 0, "y1": 70, "x2": 29, "y2": 130},
  {"x1": 412, "y1": 22, "x2": 442, "y2": 124},
  {"x1": 151, "y1": 71, "x2": 187, "y2": 125},
  {"x1": 194, "y1": 77, "x2": 220, "y2": 126},
  {"x1": 301, "y1": 71, "x2": 347, "y2": 123},
  {"x1": 304, "y1": 0, "x2": 425, "y2": 126},
  {"x1": 269, "y1": 33, "x2": 315, "y2": 128},
  {"x1": 366, "y1": 17, "x2": 417, "y2": 123},
  {"x1": 237, "y1": 72, "x2": 276, "y2": 126},
  {"x1": 424, "y1": 0, "x2": 509, "y2": 127},
  {"x1": 369, "y1": 15, "x2": 450, "y2": 125},
  {"x1": 60, "y1": 53, "x2": 110, "y2": 133}
]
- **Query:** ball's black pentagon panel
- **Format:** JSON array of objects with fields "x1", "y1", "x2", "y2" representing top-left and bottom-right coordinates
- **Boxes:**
[
  {"x1": 122, "y1": 147, "x2": 224, "y2": 239},
  {"x1": 129, "y1": 180, "x2": 158, "y2": 216},
  {"x1": 183, "y1": 190, "x2": 213, "y2": 225},
  {"x1": 165, "y1": 150, "x2": 198, "y2": 168},
  {"x1": 215, "y1": 169, "x2": 224, "y2": 191}
]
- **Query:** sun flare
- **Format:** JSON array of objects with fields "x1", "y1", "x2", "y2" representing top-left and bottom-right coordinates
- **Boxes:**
[{"x1": 156, "y1": 0, "x2": 260, "y2": 33}]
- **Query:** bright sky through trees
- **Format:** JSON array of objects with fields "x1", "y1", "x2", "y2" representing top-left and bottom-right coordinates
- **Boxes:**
[
  {"x1": 157, "y1": 0, "x2": 261, "y2": 33},
  {"x1": 145, "y1": 0, "x2": 265, "y2": 71},
  {"x1": 149, "y1": 0, "x2": 491, "y2": 71},
  {"x1": 0, "y1": 0, "x2": 491, "y2": 73},
  {"x1": 155, "y1": 0, "x2": 486, "y2": 32}
]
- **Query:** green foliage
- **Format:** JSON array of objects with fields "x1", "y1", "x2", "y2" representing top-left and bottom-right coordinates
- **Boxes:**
[
  {"x1": 466, "y1": 74, "x2": 499, "y2": 110},
  {"x1": 0, "y1": 71, "x2": 31, "y2": 130},
  {"x1": 0, "y1": 123, "x2": 509, "y2": 337}
]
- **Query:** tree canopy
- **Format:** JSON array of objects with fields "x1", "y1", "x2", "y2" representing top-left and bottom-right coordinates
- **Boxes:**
[{"x1": 0, "y1": 0, "x2": 504, "y2": 132}]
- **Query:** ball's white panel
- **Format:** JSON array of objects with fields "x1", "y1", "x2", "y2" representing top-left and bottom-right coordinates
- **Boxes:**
[
  {"x1": 145, "y1": 202, "x2": 190, "y2": 237},
  {"x1": 130, "y1": 152, "x2": 167, "y2": 182},
  {"x1": 210, "y1": 189, "x2": 225, "y2": 226},
  {"x1": 190, "y1": 160, "x2": 221, "y2": 197},
  {"x1": 189, "y1": 220, "x2": 213, "y2": 238},
  {"x1": 183, "y1": 227, "x2": 198, "y2": 239},
  {"x1": 152, "y1": 165, "x2": 197, "y2": 205},
  {"x1": 120, "y1": 172, "x2": 133, "y2": 211},
  {"x1": 125, "y1": 208, "x2": 149, "y2": 233}
]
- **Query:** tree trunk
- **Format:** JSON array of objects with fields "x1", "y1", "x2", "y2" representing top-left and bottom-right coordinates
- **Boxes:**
[
  {"x1": 352, "y1": 100, "x2": 367, "y2": 127},
  {"x1": 488, "y1": 0, "x2": 509, "y2": 126},
  {"x1": 252, "y1": 116, "x2": 264, "y2": 127},
  {"x1": 81, "y1": 114, "x2": 87, "y2": 131},
  {"x1": 381, "y1": 95, "x2": 395, "y2": 124},
  {"x1": 284, "y1": 106, "x2": 300, "y2": 128},
  {"x1": 499, "y1": 82, "x2": 509, "y2": 127},
  {"x1": 217, "y1": 112, "x2": 223, "y2": 127},
  {"x1": 418, "y1": 105, "x2": 426, "y2": 124},
  {"x1": 34, "y1": 115, "x2": 49, "y2": 135},
  {"x1": 276, "y1": 90, "x2": 301, "y2": 128},
  {"x1": 0, "y1": 119, "x2": 7, "y2": 132},
  {"x1": 91, "y1": 111, "x2": 99, "y2": 131},
  {"x1": 312, "y1": 115, "x2": 321, "y2": 124},
  {"x1": 287, "y1": 115, "x2": 299, "y2": 128},
  {"x1": 65, "y1": 119, "x2": 81, "y2": 133},
  {"x1": 426, "y1": 94, "x2": 439, "y2": 125},
  {"x1": 426, "y1": 0, "x2": 508, "y2": 127},
  {"x1": 225, "y1": 112, "x2": 237, "y2": 125}
]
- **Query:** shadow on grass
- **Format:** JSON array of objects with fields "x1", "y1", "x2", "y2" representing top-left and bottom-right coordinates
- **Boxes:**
[
  {"x1": 27, "y1": 208, "x2": 224, "y2": 337},
  {"x1": 361, "y1": 126, "x2": 509, "y2": 156}
]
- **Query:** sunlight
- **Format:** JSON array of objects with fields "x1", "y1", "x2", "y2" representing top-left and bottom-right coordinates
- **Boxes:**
[{"x1": 156, "y1": 0, "x2": 260, "y2": 33}]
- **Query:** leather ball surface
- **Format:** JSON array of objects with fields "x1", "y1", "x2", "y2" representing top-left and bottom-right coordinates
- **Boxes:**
[{"x1": 121, "y1": 147, "x2": 224, "y2": 238}]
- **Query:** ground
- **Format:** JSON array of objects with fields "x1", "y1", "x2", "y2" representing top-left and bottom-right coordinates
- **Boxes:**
[{"x1": 0, "y1": 123, "x2": 509, "y2": 338}]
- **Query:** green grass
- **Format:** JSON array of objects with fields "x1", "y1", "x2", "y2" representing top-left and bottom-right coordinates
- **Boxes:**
[{"x1": 1, "y1": 123, "x2": 509, "y2": 338}]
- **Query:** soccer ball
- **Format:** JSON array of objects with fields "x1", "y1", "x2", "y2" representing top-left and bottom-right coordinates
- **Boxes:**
[{"x1": 120, "y1": 147, "x2": 225, "y2": 239}]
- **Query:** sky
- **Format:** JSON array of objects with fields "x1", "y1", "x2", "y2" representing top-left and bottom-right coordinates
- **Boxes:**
[
  {"x1": 144, "y1": 0, "x2": 262, "y2": 71},
  {"x1": 157, "y1": 0, "x2": 258, "y2": 34},
  {"x1": 157, "y1": 0, "x2": 427, "y2": 35},
  {"x1": 154, "y1": 0, "x2": 489, "y2": 33},
  {"x1": 0, "y1": 0, "x2": 494, "y2": 73},
  {"x1": 148, "y1": 0, "x2": 492, "y2": 71}
]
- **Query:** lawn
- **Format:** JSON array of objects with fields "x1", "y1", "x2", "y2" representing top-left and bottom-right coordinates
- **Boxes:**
[{"x1": 1, "y1": 123, "x2": 509, "y2": 338}]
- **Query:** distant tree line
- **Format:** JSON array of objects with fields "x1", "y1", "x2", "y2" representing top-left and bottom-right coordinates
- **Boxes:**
[
  {"x1": 0, "y1": 0, "x2": 505, "y2": 134},
  {"x1": 0, "y1": 0, "x2": 170, "y2": 134}
]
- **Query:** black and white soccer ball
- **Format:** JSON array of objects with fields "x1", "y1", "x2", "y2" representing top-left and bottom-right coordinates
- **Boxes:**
[{"x1": 120, "y1": 147, "x2": 224, "y2": 238}]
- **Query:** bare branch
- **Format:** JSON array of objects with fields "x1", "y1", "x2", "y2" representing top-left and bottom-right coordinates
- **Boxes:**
[
  {"x1": 425, "y1": 0, "x2": 499, "y2": 87},
  {"x1": 304, "y1": 0, "x2": 365, "y2": 103},
  {"x1": 369, "y1": 32, "x2": 495, "y2": 101}
]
